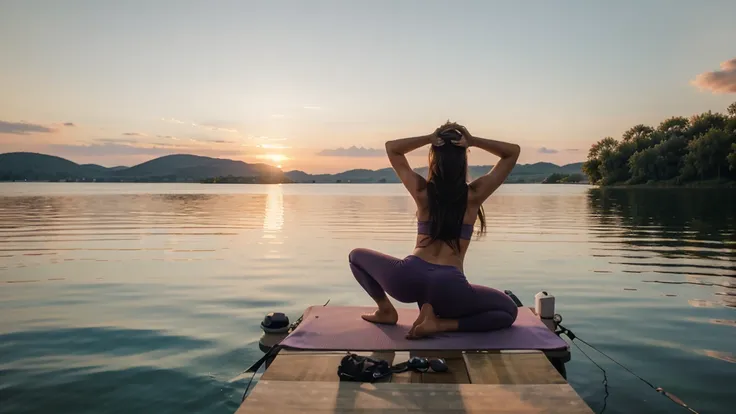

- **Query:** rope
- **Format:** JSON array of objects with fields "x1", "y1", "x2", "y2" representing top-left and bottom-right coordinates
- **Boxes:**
[
  {"x1": 570, "y1": 339, "x2": 609, "y2": 413},
  {"x1": 559, "y1": 324, "x2": 700, "y2": 414}
]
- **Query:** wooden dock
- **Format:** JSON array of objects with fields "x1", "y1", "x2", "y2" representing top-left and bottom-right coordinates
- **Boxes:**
[{"x1": 237, "y1": 309, "x2": 593, "y2": 413}]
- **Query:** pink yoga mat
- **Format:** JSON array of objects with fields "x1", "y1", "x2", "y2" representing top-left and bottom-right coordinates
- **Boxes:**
[{"x1": 280, "y1": 306, "x2": 568, "y2": 351}]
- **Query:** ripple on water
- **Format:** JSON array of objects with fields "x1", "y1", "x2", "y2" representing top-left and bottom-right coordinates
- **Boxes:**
[{"x1": 0, "y1": 184, "x2": 734, "y2": 413}]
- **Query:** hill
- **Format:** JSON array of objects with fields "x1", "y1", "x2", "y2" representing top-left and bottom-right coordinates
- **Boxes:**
[
  {"x1": 0, "y1": 152, "x2": 103, "y2": 180},
  {"x1": 285, "y1": 162, "x2": 585, "y2": 183},
  {"x1": 115, "y1": 154, "x2": 283, "y2": 181},
  {"x1": 0, "y1": 152, "x2": 285, "y2": 182}
]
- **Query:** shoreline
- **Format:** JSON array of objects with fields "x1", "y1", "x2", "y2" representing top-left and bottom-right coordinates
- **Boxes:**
[{"x1": 598, "y1": 180, "x2": 736, "y2": 189}]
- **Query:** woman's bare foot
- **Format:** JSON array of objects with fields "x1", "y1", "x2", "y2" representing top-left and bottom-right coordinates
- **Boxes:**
[
  {"x1": 407, "y1": 303, "x2": 458, "y2": 339},
  {"x1": 407, "y1": 303, "x2": 437, "y2": 339},
  {"x1": 361, "y1": 308, "x2": 398, "y2": 325},
  {"x1": 406, "y1": 304, "x2": 430, "y2": 338}
]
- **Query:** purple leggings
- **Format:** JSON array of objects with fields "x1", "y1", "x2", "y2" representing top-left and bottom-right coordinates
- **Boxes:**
[{"x1": 349, "y1": 248, "x2": 518, "y2": 332}]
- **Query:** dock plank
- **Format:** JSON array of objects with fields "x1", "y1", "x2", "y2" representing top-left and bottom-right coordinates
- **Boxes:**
[
  {"x1": 463, "y1": 352, "x2": 567, "y2": 384},
  {"x1": 261, "y1": 351, "x2": 395, "y2": 382},
  {"x1": 237, "y1": 380, "x2": 594, "y2": 413}
]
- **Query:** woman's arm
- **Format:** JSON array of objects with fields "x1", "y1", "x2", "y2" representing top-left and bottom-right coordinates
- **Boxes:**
[
  {"x1": 386, "y1": 132, "x2": 441, "y2": 199},
  {"x1": 453, "y1": 126, "x2": 520, "y2": 204}
]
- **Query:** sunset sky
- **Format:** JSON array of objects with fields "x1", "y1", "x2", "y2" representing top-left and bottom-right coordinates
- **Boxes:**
[{"x1": 1, "y1": 0, "x2": 735, "y2": 173}]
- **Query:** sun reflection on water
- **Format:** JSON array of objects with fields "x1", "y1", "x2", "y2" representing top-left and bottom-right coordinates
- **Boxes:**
[{"x1": 262, "y1": 184, "x2": 284, "y2": 234}]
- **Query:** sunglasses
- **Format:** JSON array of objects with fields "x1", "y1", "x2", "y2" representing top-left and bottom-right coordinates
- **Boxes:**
[{"x1": 391, "y1": 357, "x2": 448, "y2": 373}]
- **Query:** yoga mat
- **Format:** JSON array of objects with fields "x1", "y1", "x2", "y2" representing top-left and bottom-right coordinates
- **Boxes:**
[{"x1": 280, "y1": 306, "x2": 568, "y2": 351}]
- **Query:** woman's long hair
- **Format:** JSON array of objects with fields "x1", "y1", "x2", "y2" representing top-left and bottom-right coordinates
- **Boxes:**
[{"x1": 423, "y1": 126, "x2": 486, "y2": 252}]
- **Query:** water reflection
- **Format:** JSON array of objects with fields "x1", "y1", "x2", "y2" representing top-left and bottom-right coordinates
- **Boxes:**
[
  {"x1": 586, "y1": 188, "x2": 735, "y2": 261},
  {"x1": 586, "y1": 187, "x2": 736, "y2": 310},
  {"x1": 262, "y1": 185, "x2": 284, "y2": 233}
]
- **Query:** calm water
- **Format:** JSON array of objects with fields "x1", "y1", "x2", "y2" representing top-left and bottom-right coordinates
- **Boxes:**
[{"x1": 0, "y1": 183, "x2": 734, "y2": 414}]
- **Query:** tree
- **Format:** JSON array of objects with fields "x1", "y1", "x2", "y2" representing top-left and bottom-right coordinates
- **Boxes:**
[
  {"x1": 587, "y1": 137, "x2": 617, "y2": 158},
  {"x1": 622, "y1": 124, "x2": 654, "y2": 142},
  {"x1": 652, "y1": 135, "x2": 688, "y2": 180},
  {"x1": 728, "y1": 102, "x2": 736, "y2": 117},
  {"x1": 599, "y1": 141, "x2": 637, "y2": 185},
  {"x1": 658, "y1": 116, "x2": 689, "y2": 133},
  {"x1": 681, "y1": 129, "x2": 731, "y2": 180},
  {"x1": 628, "y1": 148, "x2": 659, "y2": 183},
  {"x1": 582, "y1": 158, "x2": 601, "y2": 183},
  {"x1": 726, "y1": 117, "x2": 736, "y2": 135},
  {"x1": 583, "y1": 102, "x2": 735, "y2": 186},
  {"x1": 583, "y1": 137, "x2": 617, "y2": 184},
  {"x1": 687, "y1": 111, "x2": 728, "y2": 140}
]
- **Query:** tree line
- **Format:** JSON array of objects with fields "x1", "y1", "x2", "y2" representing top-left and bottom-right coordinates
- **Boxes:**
[{"x1": 583, "y1": 102, "x2": 736, "y2": 185}]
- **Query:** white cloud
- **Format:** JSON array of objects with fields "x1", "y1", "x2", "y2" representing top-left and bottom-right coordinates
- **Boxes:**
[
  {"x1": 161, "y1": 118, "x2": 186, "y2": 124},
  {"x1": 257, "y1": 143, "x2": 291, "y2": 149},
  {"x1": 161, "y1": 117, "x2": 239, "y2": 133},
  {"x1": 691, "y1": 57, "x2": 736, "y2": 94},
  {"x1": 538, "y1": 147, "x2": 559, "y2": 154}
]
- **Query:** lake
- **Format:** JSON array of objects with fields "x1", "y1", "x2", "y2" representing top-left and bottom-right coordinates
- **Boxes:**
[{"x1": 0, "y1": 183, "x2": 733, "y2": 414}]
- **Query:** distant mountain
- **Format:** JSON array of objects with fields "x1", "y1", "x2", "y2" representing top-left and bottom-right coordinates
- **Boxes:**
[
  {"x1": 115, "y1": 154, "x2": 282, "y2": 180},
  {"x1": 285, "y1": 162, "x2": 585, "y2": 184},
  {"x1": 0, "y1": 152, "x2": 103, "y2": 180},
  {"x1": 0, "y1": 152, "x2": 284, "y2": 182},
  {"x1": 80, "y1": 163, "x2": 114, "y2": 173},
  {"x1": 79, "y1": 163, "x2": 128, "y2": 172},
  {"x1": 0, "y1": 152, "x2": 585, "y2": 184}
]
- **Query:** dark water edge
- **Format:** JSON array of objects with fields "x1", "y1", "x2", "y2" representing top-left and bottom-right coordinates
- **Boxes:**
[
  {"x1": 0, "y1": 184, "x2": 734, "y2": 414},
  {"x1": 602, "y1": 178, "x2": 736, "y2": 188}
]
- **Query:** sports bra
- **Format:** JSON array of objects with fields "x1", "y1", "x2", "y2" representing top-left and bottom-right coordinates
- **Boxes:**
[{"x1": 417, "y1": 221, "x2": 474, "y2": 240}]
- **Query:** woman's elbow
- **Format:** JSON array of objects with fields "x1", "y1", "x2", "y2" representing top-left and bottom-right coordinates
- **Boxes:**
[{"x1": 504, "y1": 144, "x2": 521, "y2": 159}]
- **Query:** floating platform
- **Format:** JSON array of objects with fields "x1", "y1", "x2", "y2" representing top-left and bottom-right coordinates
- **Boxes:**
[{"x1": 237, "y1": 305, "x2": 593, "y2": 413}]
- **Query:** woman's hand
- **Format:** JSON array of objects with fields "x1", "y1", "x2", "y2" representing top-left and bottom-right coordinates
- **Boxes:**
[
  {"x1": 451, "y1": 125, "x2": 473, "y2": 148},
  {"x1": 428, "y1": 127, "x2": 445, "y2": 147}
]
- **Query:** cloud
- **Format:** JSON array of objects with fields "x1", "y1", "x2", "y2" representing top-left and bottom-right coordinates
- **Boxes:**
[
  {"x1": 0, "y1": 120, "x2": 56, "y2": 135},
  {"x1": 63, "y1": 122, "x2": 75, "y2": 127},
  {"x1": 247, "y1": 135, "x2": 288, "y2": 142},
  {"x1": 157, "y1": 135, "x2": 179, "y2": 140},
  {"x1": 691, "y1": 58, "x2": 736, "y2": 94},
  {"x1": 122, "y1": 132, "x2": 148, "y2": 136},
  {"x1": 160, "y1": 117, "x2": 239, "y2": 133},
  {"x1": 199, "y1": 124, "x2": 238, "y2": 133},
  {"x1": 564, "y1": 148, "x2": 580, "y2": 152},
  {"x1": 161, "y1": 118, "x2": 186, "y2": 124},
  {"x1": 48, "y1": 142, "x2": 244, "y2": 158},
  {"x1": 257, "y1": 143, "x2": 291, "y2": 149},
  {"x1": 303, "y1": 106, "x2": 322, "y2": 110},
  {"x1": 49, "y1": 143, "x2": 179, "y2": 157},
  {"x1": 317, "y1": 146, "x2": 384, "y2": 157},
  {"x1": 95, "y1": 138, "x2": 140, "y2": 144},
  {"x1": 538, "y1": 147, "x2": 559, "y2": 154}
]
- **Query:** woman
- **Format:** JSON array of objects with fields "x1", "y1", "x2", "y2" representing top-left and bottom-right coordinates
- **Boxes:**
[{"x1": 349, "y1": 122, "x2": 521, "y2": 339}]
